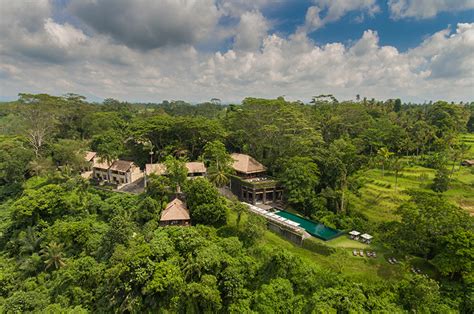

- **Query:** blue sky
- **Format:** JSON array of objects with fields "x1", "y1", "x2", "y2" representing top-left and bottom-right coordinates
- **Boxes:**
[
  {"x1": 0, "y1": 0, "x2": 473, "y2": 103},
  {"x1": 260, "y1": 0, "x2": 474, "y2": 51}
]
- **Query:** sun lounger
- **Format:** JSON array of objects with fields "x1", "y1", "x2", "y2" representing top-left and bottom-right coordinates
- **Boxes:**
[
  {"x1": 353, "y1": 249, "x2": 358, "y2": 256},
  {"x1": 388, "y1": 258, "x2": 394, "y2": 264},
  {"x1": 372, "y1": 252, "x2": 376, "y2": 258},
  {"x1": 359, "y1": 250, "x2": 364, "y2": 257}
]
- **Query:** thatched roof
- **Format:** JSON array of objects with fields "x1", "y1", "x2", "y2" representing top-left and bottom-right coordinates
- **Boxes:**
[
  {"x1": 146, "y1": 163, "x2": 167, "y2": 176},
  {"x1": 231, "y1": 153, "x2": 266, "y2": 174},
  {"x1": 186, "y1": 162, "x2": 206, "y2": 174},
  {"x1": 146, "y1": 162, "x2": 206, "y2": 175},
  {"x1": 160, "y1": 198, "x2": 190, "y2": 221}
]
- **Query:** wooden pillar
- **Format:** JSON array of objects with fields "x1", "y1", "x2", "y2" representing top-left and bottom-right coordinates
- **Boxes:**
[
  {"x1": 263, "y1": 188, "x2": 266, "y2": 204},
  {"x1": 252, "y1": 189, "x2": 256, "y2": 204}
]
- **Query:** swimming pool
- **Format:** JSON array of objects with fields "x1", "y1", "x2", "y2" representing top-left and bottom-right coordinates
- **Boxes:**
[{"x1": 275, "y1": 210, "x2": 343, "y2": 241}]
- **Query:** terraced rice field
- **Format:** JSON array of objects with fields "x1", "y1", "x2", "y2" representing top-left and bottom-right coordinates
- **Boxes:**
[{"x1": 354, "y1": 159, "x2": 474, "y2": 220}]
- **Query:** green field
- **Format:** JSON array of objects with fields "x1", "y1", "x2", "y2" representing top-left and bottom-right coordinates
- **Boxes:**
[
  {"x1": 353, "y1": 161, "x2": 474, "y2": 220},
  {"x1": 461, "y1": 133, "x2": 474, "y2": 155}
]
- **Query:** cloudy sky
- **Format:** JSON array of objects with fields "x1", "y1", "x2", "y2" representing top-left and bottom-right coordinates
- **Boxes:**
[{"x1": 0, "y1": 0, "x2": 473, "y2": 103}]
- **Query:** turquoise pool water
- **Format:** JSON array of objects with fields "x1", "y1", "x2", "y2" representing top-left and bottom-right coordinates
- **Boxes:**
[{"x1": 275, "y1": 210, "x2": 342, "y2": 241}]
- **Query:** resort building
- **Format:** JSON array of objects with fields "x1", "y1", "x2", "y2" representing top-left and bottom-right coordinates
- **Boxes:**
[
  {"x1": 159, "y1": 198, "x2": 191, "y2": 226},
  {"x1": 92, "y1": 159, "x2": 143, "y2": 186},
  {"x1": 92, "y1": 160, "x2": 111, "y2": 181},
  {"x1": 108, "y1": 160, "x2": 143, "y2": 185},
  {"x1": 229, "y1": 153, "x2": 283, "y2": 205}
]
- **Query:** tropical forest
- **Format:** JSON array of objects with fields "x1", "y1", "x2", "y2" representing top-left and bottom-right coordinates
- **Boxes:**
[{"x1": 0, "y1": 94, "x2": 473, "y2": 313}]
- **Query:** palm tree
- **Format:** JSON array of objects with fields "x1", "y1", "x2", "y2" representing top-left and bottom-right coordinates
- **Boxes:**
[
  {"x1": 392, "y1": 158, "x2": 405, "y2": 191},
  {"x1": 207, "y1": 165, "x2": 230, "y2": 187},
  {"x1": 40, "y1": 242, "x2": 66, "y2": 270},
  {"x1": 377, "y1": 147, "x2": 394, "y2": 177}
]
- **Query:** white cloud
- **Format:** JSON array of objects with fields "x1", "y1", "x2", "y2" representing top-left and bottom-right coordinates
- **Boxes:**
[
  {"x1": 44, "y1": 19, "x2": 87, "y2": 48},
  {"x1": 0, "y1": 1, "x2": 472, "y2": 103},
  {"x1": 299, "y1": 0, "x2": 380, "y2": 33},
  {"x1": 233, "y1": 11, "x2": 269, "y2": 51},
  {"x1": 388, "y1": 0, "x2": 474, "y2": 19},
  {"x1": 217, "y1": 0, "x2": 272, "y2": 17}
]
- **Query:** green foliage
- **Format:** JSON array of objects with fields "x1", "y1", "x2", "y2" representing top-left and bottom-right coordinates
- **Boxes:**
[
  {"x1": 202, "y1": 140, "x2": 234, "y2": 187},
  {"x1": 398, "y1": 275, "x2": 448, "y2": 313},
  {"x1": 385, "y1": 191, "x2": 473, "y2": 280},
  {"x1": 185, "y1": 178, "x2": 228, "y2": 226},
  {"x1": 11, "y1": 184, "x2": 73, "y2": 227},
  {"x1": 279, "y1": 156, "x2": 320, "y2": 216},
  {"x1": 51, "y1": 139, "x2": 87, "y2": 171},
  {"x1": 302, "y1": 237, "x2": 336, "y2": 256},
  {"x1": 3, "y1": 290, "x2": 50, "y2": 313},
  {"x1": 91, "y1": 130, "x2": 125, "y2": 164},
  {"x1": 0, "y1": 136, "x2": 33, "y2": 185},
  {"x1": 135, "y1": 196, "x2": 161, "y2": 225},
  {"x1": 431, "y1": 167, "x2": 450, "y2": 192},
  {"x1": 0, "y1": 94, "x2": 471, "y2": 312},
  {"x1": 40, "y1": 241, "x2": 67, "y2": 271},
  {"x1": 164, "y1": 155, "x2": 188, "y2": 192},
  {"x1": 241, "y1": 213, "x2": 266, "y2": 246}
]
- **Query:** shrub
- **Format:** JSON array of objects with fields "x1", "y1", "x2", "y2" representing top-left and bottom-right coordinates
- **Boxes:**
[{"x1": 302, "y1": 238, "x2": 336, "y2": 256}]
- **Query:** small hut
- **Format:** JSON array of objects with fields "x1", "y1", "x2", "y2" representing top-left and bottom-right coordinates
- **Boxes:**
[{"x1": 160, "y1": 198, "x2": 191, "y2": 227}]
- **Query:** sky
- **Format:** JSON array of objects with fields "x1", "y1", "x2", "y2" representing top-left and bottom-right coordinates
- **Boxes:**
[{"x1": 0, "y1": 0, "x2": 473, "y2": 104}]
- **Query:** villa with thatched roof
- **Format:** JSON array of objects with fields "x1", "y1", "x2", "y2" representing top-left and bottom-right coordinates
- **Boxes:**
[
  {"x1": 231, "y1": 153, "x2": 267, "y2": 177},
  {"x1": 160, "y1": 198, "x2": 191, "y2": 226},
  {"x1": 230, "y1": 153, "x2": 283, "y2": 205}
]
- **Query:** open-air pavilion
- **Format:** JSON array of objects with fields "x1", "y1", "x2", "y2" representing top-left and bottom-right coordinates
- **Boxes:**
[
  {"x1": 349, "y1": 230, "x2": 361, "y2": 240},
  {"x1": 361, "y1": 233, "x2": 373, "y2": 244}
]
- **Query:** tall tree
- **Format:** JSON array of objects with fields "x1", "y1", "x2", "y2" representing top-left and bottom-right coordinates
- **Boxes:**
[
  {"x1": 279, "y1": 157, "x2": 320, "y2": 216},
  {"x1": 164, "y1": 155, "x2": 188, "y2": 193},
  {"x1": 202, "y1": 140, "x2": 233, "y2": 187},
  {"x1": 17, "y1": 94, "x2": 61, "y2": 157}
]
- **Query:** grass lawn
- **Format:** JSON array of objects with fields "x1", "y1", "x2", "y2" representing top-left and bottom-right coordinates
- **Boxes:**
[
  {"x1": 323, "y1": 236, "x2": 370, "y2": 249},
  {"x1": 262, "y1": 230, "x2": 404, "y2": 282},
  {"x1": 226, "y1": 208, "x2": 405, "y2": 282}
]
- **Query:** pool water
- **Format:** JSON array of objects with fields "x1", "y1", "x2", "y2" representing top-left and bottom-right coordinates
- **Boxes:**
[{"x1": 275, "y1": 210, "x2": 342, "y2": 241}]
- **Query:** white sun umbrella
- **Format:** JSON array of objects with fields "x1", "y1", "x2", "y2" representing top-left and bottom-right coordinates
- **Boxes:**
[
  {"x1": 361, "y1": 233, "x2": 373, "y2": 240},
  {"x1": 349, "y1": 230, "x2": 361, "y2": 236}
]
